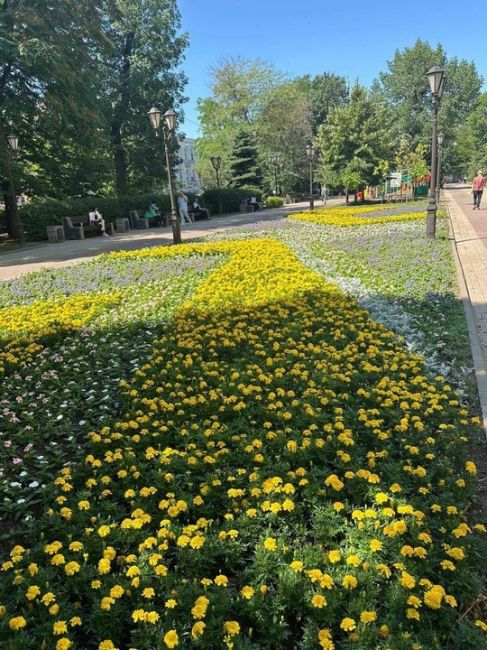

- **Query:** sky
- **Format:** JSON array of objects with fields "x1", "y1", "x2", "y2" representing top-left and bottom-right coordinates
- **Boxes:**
[{"x1": 177, "y1": 0, "x2": 486, "y2": 139}]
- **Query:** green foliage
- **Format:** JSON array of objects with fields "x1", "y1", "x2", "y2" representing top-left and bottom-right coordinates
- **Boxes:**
[
  {"x1": 457, "y1": 93, "x2": 487, "y2": 177},
  {"x1": 201, "y1": 187, "x2": 263, "y2": 214},
  {"x1": 265, "y1": 196, "x2": 284, "y2": 208},
  {"x1": 229, "y1": 129, "x2": 263, "y2": 188},
  {"x1": 16, "y1": 193, "x2": 172, "y2": 241},
  {"x1": 316, "y1": 85, "x2": 393, "y2": 193}
]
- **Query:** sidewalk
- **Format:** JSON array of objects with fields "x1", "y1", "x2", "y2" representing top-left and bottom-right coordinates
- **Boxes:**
[
  {"x1": 0, "y1": 199, "x2": 341, "y2": 281},
  {"x1": 444, "y1": 184, "x2": 487, "y2": 435}
]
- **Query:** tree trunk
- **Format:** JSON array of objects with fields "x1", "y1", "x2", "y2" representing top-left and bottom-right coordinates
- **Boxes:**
[
  {"x1": 345, "y1": 189, "x2": 349, "y2": 204},
  {"x1": 110, "y1": 31, "x2": 135, "y2": 197},
  {"x1": 110, "y1": 121, "x2": 128, "y2": 196}
]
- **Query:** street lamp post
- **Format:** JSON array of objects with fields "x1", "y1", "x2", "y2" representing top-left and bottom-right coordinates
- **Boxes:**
[
  {"x1": 436, "y1": 132, "x2": 444, "y2": 206},
  {"x1": 425, "y1": 66, "x2": 446, "y2": 239},
  {"x1": 148, "y1": 106, "x2": 181, "y2": 245},
  {"x1": 210, "y1": 156, "x2": 222, "y2": 215},
  {"x1": 306, "y1": 145, "x2": 316, "y2": 210},
  {"x1": 2, "y1": 131, "x2": 24, "y2": 246},
  {"x1": 269, "y1": 154, "x2": 281, "y2": 195}
]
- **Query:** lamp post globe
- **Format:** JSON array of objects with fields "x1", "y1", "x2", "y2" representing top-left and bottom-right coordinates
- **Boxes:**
[
  {"x1": 148, "y1": 106, "x2": 161, "y2": 131},
  {"x1": 164, "y1": 109, "x2": 176, "y2": 132},
  {"x1": 426, "y1": 66, "x2": 446, "y2": 96},
  {"x1": 210, "y1": 156, "x2": 221, "y2": 171},
  {"x1": 7, "y1": 133, "x2": 19, "y2": 152}
]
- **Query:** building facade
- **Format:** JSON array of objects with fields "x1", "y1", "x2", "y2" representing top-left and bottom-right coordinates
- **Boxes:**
[{"x1": 174, "y1": 138, "x2": 202, "y2": 194}]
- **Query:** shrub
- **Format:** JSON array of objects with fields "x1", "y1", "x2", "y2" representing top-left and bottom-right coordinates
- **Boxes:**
[
  {"x1": 14, "y1": 193, "x2": 174, "y2": 241},
  {"x1": 201, "y1": 187, "x2": 264, "y2": 215},
  {"x1": 265, "y1": 196, "x2": 284, "y2": 208}
]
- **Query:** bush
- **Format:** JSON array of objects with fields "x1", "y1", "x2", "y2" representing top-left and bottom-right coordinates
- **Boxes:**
[
  {"x1": 265, "y1": 196, "x2": 284, "y2": 208},
  {"x1": 15, "y1": 193, "x2": 174, "y2": 241},
  {"x1": 201, "y1": 186, "x2": 264, "y2": 216}
]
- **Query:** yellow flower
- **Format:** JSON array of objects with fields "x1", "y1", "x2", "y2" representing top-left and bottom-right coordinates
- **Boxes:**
[
  {"x1": 406, "y1": 608, "x2": 420, "y2": 620},
  {"x1": 263, "y1": 537, "x2": 277, "y2": 551},
  {"x1": 9, "y1": 616, "x2": 27, "y2": 631},
  {"x1": 192, "y1": 621, "x2": 206, "y2": 638},
  {"x1": 360, "y1": 611, "x2": 377, "y2": 624},
  {"x1": 290, "y1": 560, "x2": 303, "y2": 572},
  {"x1": 400, "y1": 571, "x2": 416, "y2": 589},
  {"x1": 163, "y1": 630, "x2": 179, "y2": 648},
  {"x1": 369, "y1": 539, "x2": 383, "y2": 552},
  {"x1": 165, "y1": 599, "x2": 177, "y2": 609},
  {"x1": 65, "y1": 561, "x2": 81, "y2": 576},
  {"x1": 328, "y1": 550, "x2": 341, "y2": 563},
  {"x1": 465, "y1": 461, "x2": 477, "y2": 475},
  {"x1": 340, "y1": 617, "x2": 356, "y2": 632},
  {"x1": 214, "y1": 575, "x2": 228, "y2": 587},
  {"x1": 25, "y1": 585, "x2": 41, "y2": 600},
  {"x1": 97, "y1": 525, "x2": 111, "y2": 538},
  {"x1": 240, "y1": 586, "x2": 255, "y2": 599},
  {"x1": 53, "y1": 620, "x2": 68, "y2": 635},
  {"x1": 191, "y1": 596, "x2": 209, "y2": 619},
  {"x1": 223, "y1": 621, "x2": 240, "y2": 636},
  {"x1": 342, "y1": 575, "x2": 357, "y2": 590},
  {"x1": 311, "y1": 594, "x2": 327, "y2": 608},
  {"x1": 99, "y1": 642, "x2": 118, "y2": 650},
  {"x1": 56, "y1": 640, "x2": 72, "y2": 650}
]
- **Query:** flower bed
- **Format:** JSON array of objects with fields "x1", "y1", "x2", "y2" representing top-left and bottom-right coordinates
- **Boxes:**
[
  {"x1": 0, "y1": 238, "x2": 485, "y2": 649},
  {"x1": 290, "y1": 204, "x2": 431, "y2": 227}
]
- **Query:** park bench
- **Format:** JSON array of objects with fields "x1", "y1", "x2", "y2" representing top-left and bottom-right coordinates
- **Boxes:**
[
  {"x1": 62, "y1": 216, "x2": 114, "y2": 240},
  {"x1": 129, "y1": 209, "x2": 168, "y2": 229}
]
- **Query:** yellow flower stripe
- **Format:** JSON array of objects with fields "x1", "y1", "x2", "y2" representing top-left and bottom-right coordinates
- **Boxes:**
[
  {"x1": 0, "y1": 293, "x2": 121, "y2": 375},
  {"x1": 290, "y1": 204, "x2": 437, "y2": 227}
]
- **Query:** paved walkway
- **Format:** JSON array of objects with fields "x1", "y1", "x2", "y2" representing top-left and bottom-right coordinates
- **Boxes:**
[
  {"x1": 0, "y1": 199, "x2": 342, "y2": 281},
  {"x1": 444, "y1": 184, "x2": 487, "y2": 435}
]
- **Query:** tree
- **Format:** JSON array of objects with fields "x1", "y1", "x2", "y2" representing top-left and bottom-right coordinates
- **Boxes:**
[
  {"x1": 196, "y1": 57, "x2": 281, "y2": 188},
  {"x1": 316, "y1": 85, "x2": 392, "y2": 201},
  {"x1": 100, "y1": 0, "x2": 188, "y2": 195},
  {"x1": 0, "y1": 0, "x2": 104, "y2": 241},
  {"x1": 457, "y1": 93, "x2": 487, "y2": 177},
  {"x1": 256, "y1": 80, "x2": 312, "y2": 194},
  {"x1": 228, "y1": 129, "x2": 262, "y2": 188},
  {"x1": 376, "y1": 39, "x2": 482, "y2": 175},
  {"x1": 298, "y1": 72, "x2": 349, "y2": 133}
]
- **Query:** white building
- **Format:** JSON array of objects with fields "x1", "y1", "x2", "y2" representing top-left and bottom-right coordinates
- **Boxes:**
[{"x1": 175, "y1": 138, "x2": 202, "y2": 194}]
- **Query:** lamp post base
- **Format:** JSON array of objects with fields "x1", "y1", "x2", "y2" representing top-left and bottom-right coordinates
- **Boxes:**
[
  {"x1": 170, "y1": 208, "x2": 181, "y2": 244},
  {"x1": 309, "y1": 198, "x2": 314, "y2": 211}
]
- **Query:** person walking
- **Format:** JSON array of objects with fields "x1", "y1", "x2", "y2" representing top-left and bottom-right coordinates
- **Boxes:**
[
  {"x1": 177, "y1": 192, "x2": 192, "y2": 224},
  {"x1": 472, "y1": 171, "x2": 486, "y2": 210}
]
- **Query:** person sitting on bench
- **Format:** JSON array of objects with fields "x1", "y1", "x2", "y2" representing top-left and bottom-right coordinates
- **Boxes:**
[
  {"x1": 190, "y1": 198, "x2": 210, "y2": 221},
  {"x1": 89, "y1": 208, "x2": 109, "y2": 237},
  {"x1": 144, "y1": 202, "x2": 167, "y2": 226},
  {"x1": 250, "y1": 196, "x2": 260, "y2": 211}
]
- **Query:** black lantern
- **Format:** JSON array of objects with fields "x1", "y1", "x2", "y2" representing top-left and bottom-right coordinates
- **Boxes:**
[
  {"x1": 426, "y1": 66, "x2": 446, "y2": 97},
  {"x1": 164, "y1": 109, "x2": 176, "y2": 132},
  {"x1": 147, "y1": 106, "x2": 162, "y2": 130}
]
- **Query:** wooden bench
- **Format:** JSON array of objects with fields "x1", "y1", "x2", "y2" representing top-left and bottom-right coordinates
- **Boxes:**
[{"x1": 63, "y1": 216, "x2": 114, "y2": 240}]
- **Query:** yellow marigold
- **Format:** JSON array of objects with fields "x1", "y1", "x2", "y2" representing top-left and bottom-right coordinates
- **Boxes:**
[
  {"x1": 406, "y1": 608, "x2": 420, "y2": 620},
  {"x1": 424, "y1": 585, "x2": 445, "y2": 609},
  {"x1": 163, "y1": 629, "x2": 179, "y2": 648},
  {"x1": 97, "y1": 525, "x2": 111, "y2": 538},
  {"x1": 56, "y1": 640, "x2": 72, "y2": 650},
  {"x1": 360, "y1": 611, "x2": 377, "y2": 624},
  {"x1": 311, "y1": 594, "x2": 327, "y2": 608},
  {"x1": 9, "y1": 616, "x2": 27, "y2": 631},
  {"x1": 399, "y1": 571, "x2": 416, "y2": 589},
  {"x1": 240, "y1": 586, "x2": 255, "y2": 599},
  {"x1": 340, "y1": 617, "x2": 356, "y2": 632},
  {"x1": 223, "y1": 621, "x2": 240, "y2": 636},
  {"x1": 328, "y1": 550, "x2": 341, "y2": 563},
  {"x1": 369, "y1": 539, "x2": 383, "y2": 552},
  {"x1": 192, "y1": 621, "x2": 206, "y2": 638},
  {"x1": 25, "y1": 585, "x2": 41, "y2": 600},
  {"x1": 342, "y1": 575, "x2": 357, "y2": 590},
  {"x1": 263, "y1": 537, "x2": 277, "y2": 551},
  {"x1": 290, "y1": 560, "x2": 303, "y2": 572},
  {"x1": 465, "y1": 461, "x2": 477, "y2": 475},
  {"x1": 214, "y1": 575, "x2": 228, "y2": 587},
  {"x1": 318, "y1": 628, "x2": 335, "y2": 650},
  {"x1": 99, "y1": 642, "x2": 118, "y2": 650},
  {"x1": 64, "y1": 562, "x2": 81, "y2": 576}
]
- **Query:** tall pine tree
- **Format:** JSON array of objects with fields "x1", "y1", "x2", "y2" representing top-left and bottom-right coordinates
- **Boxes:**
[{"x1": 229, "y1": 129, "x2": 262, "y2": 188}]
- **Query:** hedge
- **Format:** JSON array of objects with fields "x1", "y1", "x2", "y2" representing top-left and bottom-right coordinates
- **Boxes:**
[
  {"x1": 15, "y1": 193, "x2": 175, "y2": 241},
  {"x1": 201, "y1": 186, "x2": 263, "y2": 215}
]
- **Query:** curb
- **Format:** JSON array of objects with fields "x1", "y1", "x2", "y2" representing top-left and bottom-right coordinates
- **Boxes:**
[{"x1": 446, "y1": 195, "x2": 487, "y2": 440}]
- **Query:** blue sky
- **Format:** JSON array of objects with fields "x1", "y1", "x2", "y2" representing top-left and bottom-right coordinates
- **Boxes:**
[{"x1": 178, "y1": 0, "x2": 486, "y2": 139}]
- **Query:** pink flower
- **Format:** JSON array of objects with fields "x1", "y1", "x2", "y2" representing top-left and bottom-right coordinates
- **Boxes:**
[{"x1": 12, "y1": 457, "x2": 22, "y2": 464}]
